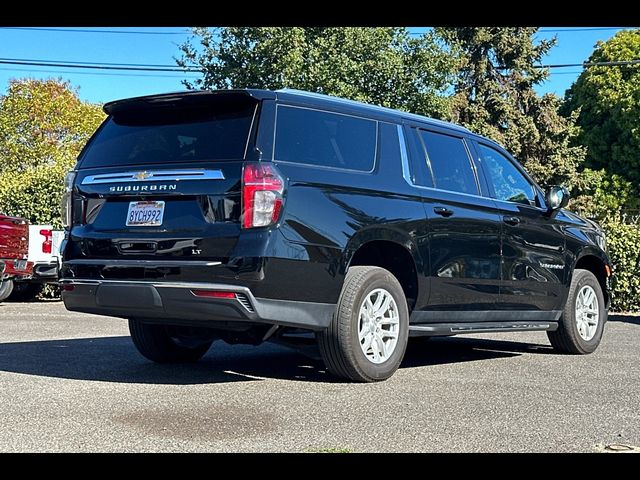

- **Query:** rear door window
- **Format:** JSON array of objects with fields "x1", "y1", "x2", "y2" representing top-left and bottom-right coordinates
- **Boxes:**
[
  {"x1": 79, "y1": 103, "x2": 257, "y2": 168},
  {"x1": 274, "y1": 106, "x2": 376, "y2": 171},
  {"x1": 419, "y1": 130, "x2": 478, "y2": 195}
]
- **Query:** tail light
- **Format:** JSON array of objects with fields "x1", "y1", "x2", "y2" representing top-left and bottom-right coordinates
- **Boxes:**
[
  {"x1": 40, "y1": 229, "x2": 52, "y2": 254},
  {"x1": 61, "y1": 171, "x2": 77, "y2": 229},
  {"x1": 191, "y1": 290, "x2": 236, "y2": 299},
  {"x1": 241, "y1": 163, "x2": 285, "y2": 229}
]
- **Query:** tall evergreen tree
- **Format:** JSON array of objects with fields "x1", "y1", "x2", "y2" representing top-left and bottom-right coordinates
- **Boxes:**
[{"x1": 437, "y1": 27, "x2": 585, "y2": 188}]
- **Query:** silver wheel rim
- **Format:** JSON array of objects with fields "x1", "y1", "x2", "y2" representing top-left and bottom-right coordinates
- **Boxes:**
[
  {"x1": 575, "y1": 285, "x2": 599, "y2": 341},
  {"x1": 358, "y1": 288, "x2": 400, "y2": 364}
]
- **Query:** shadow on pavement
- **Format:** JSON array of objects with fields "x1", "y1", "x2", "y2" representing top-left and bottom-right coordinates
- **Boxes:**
[
  {"x1": 0, "y1": 334, "x2": 553, "y2": 385},
  {"x1": 608, "y1": 314, "x2": 640, "y2": 326}
]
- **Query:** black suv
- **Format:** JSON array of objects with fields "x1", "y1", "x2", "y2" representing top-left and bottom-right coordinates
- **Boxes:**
[{"x1": 60, "y1": 89, "x2": 613, "y2": 382}]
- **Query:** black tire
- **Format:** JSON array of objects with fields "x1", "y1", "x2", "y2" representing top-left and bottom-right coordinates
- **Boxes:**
[
  {"x1": 316, "y1": 266, "x2": 409, "y2": 382},
  {"x1": 0, "y1": 280, "x2": 14, "y2": 302},
  {"x1": 128, "y1": 319, "x2": 213, "y2": 363},
  {"x1": 8, "y1": 282, "x2": 44, "y2": 302},
  {"x1": 547, "y1": 269, "x2": 606, "y2": 354}
]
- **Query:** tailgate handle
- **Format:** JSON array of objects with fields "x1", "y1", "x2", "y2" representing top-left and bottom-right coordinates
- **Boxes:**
[{"x1": 117, "y1": 241, "x2": 158, "y2": 254}]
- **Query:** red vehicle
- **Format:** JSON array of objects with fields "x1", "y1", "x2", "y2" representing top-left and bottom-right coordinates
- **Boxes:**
[{"x1": 0, "y1": 213, "x2": 32, "y2": 301}]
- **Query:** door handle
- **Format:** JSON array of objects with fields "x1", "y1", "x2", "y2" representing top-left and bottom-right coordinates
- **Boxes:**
[
  {"x1": 433, "y1": 206, "x2": 454, "y2": 217},
  {"x1": 503, "y1": 216, "x2": 521, "y2": 226}
]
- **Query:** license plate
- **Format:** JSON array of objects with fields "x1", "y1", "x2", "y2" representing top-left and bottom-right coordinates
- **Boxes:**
[
  {"x1": 14, "y1": 259, "x2": 27, "y2": 270},
  {"x1": 126, "y1": 201, "x2": 165, "y2": 227}
]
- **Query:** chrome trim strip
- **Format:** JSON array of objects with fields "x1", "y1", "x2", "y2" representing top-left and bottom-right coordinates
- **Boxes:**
[
  {"x1": 64, "y1": 259, "x2": 222, "y2": 267},
  {"x1": 397, "y1": 124, "x2": 413, "y2": 186},
  {"x1": 81, "y1": 169, "x2": 225, "y2": 185}
]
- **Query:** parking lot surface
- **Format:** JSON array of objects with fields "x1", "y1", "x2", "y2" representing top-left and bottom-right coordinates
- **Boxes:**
[{"x1": 0, "y1": 301, "x2": 638, "y2": 452}]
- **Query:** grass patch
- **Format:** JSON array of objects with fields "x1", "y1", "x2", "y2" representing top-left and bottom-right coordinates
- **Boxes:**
[{"x1": 305, "y1": 446, "x2": 352, "y2": 453}]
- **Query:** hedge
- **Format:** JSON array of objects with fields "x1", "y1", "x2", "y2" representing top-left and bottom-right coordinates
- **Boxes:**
[{"x1": 601, "y1": 217, "x2": 640, "y2": 312}]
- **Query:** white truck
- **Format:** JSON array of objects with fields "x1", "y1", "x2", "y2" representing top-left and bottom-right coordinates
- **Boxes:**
[{"x1": 8, "y1": 225, "x2": 64, "y2": 301}]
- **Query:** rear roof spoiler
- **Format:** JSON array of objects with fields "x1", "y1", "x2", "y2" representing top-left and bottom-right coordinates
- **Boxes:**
[{"x1": 103, "y1": 89, "x2": 276, "y2": 115}]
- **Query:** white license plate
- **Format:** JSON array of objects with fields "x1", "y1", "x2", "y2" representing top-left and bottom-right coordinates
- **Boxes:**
[
  {"x1": 126, "y1": 201, "x2": 165, "y2": 227},
  {"x1": 14, "y1": 259, "x2": 27, "y2": 270}
]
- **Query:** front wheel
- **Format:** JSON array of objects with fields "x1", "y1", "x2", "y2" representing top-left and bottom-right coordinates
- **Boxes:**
[
  {"x1": 547, "y1": 269, "x2": 606, "y2": 354},
  {"x1": 128, "y1": 319, "x2": 213, "y2": 363},
  {"x1": 316, "y1": 266, "x2": 409, "y2": 382}
]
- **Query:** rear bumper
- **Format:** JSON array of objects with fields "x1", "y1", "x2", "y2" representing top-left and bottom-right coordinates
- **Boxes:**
[
  {"x1": 60, "y1": 279, "x2": 334, "y2": 331},
  {"x1": 29, "y1": 261, "x2": 59, "y2": 282},
  {"x1": 1, "y1": 259, "x2": 33, "y2": 279}
]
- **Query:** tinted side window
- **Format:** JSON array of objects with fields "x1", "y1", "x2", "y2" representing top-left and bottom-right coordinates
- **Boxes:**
[
  {"x1": 406, "y1": 128, "x2": 434, "y2": 187},
  {"x1": 274, "y1": 106, "x2": 376, "y2": 171},
  {"x1": 419, "y1": 130, "x2": 478, "y2": 195},
  {"x1": 378, "y1": 123, "x2": 401, "y2": 168},
  {"x1": 478, "y1": 144, "x2": 535, "y2": 205}
]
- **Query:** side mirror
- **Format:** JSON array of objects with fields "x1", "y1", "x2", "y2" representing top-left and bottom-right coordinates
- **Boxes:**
[{"x1": 545, "y1": 185, "x2": 570, "y2": 214}]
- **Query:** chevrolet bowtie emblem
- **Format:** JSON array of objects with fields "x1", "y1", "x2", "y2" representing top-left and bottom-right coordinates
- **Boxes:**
[{"x1": 134, "y1": 171, "x2": 151, "y2": 180}]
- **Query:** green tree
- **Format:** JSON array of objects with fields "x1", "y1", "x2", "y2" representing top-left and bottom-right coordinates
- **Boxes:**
[
  {"x1": 437, "y1": 27, "x2": 586, "y2": 189},
  {"x1": 564, "y1": 29, "x2": 640, "y2": 187},
  {"x1": 571, "y1": 168, "x2": 640, "y2": 219},
  {"x1": 0, "y1": 79, "x2": 104, "y2": 226},
  {"x1": 177, "y1": 27, "x2": 456, "y2": 118}
]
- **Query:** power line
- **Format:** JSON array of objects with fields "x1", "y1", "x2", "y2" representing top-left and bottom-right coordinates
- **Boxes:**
[
  {"x1": 0, "y1": 56, "x2": 637, "y2": 75},
  {"x1": 4, "y1": 27, "x2": 633, "y2": 36},
  {"x1": 0, "y1": 27, "x2": 190, "y2": 35},
  {"x1": 536, "y1": 59, "x2": 640, "y2": 69},
  {"x1": 538, "y1": 27, "x2": 633, "y2": 33},
  {"x1": 408, "y1": 27, "x2": 634, "y2": 35},
  {"x1": 0, "y1": 57, "x2": 197, "y2": 69},
  {"x1": 0, "y1": 66, "x2": 199, "y2": 79},
  {"x1": 0, "y1": 58, "x2": 200, "y2": 73}
]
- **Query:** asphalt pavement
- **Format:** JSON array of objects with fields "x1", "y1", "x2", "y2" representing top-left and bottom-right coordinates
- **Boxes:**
[{"x1": 0, "y1": 300, "x2": 638, "y2": 452}]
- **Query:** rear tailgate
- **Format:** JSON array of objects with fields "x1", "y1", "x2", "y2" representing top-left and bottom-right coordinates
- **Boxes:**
[
  {"x1": 65, "y1": 91, "x2": 261, "y2": 265},
  {"x1": 27, "y1": 224, "x2": 54, "y2": 264},
  {"x1": 0, "y1": 214, "x2": 28, "y2": 261}
]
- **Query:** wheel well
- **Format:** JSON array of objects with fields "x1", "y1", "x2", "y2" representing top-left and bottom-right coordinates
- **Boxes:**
[
  {"x1": 349, "y1": 241, "x2": 418, "y2": 312},
  {"x1": 574, "y1": 255, "x2": 608, "y2": 304}
]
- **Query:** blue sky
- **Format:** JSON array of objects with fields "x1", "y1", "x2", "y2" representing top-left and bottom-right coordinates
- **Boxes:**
[{"x1": 0, "y1": 27, "x2": 629, "y2": 105}]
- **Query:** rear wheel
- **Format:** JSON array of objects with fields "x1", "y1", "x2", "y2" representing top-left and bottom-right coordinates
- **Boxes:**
[
  {"x1": 316, "y1": 266, "x2": 409, "y2": 382},
  {"x1": 0, "y1": 280, "x2": 14, "y2": 302},
  {"x1": 547, "y1": 269, "x2": 606, "y2": 354},
  {"x1": 128, "y1": 319, "x2": 213, "y2": 363}
]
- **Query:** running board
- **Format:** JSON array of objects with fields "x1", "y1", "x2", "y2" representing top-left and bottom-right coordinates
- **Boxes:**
[{"x1": 409, "y1": 321, "x2": 558, "y2": 337}]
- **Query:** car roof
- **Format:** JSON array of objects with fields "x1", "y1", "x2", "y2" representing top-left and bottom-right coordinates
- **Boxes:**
[
  {"x1": 275, "y1": 88, "x2": 472, "y2": 134},
  {"x1": 103, "y1": 88, "x2": 472, "y2": 135}
]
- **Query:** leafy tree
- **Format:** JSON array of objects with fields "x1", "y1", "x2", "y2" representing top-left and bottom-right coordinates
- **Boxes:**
[
  {"x1": 177, "y1": 27, "x2": 456, "y2": 118},
  {"x1": 436, "y1": 27, "x2": 586, "y2": 189},
  {"x1": 0, "y1": 79, "x2": 104, "y2": 226},
  {"x1": 571, "y1": 168, "x2": 640, "y2": 219},
  {"x1": 0, "y1": 79, "x2": 104, "y2": 173},
  {"x1": 564, "y1": 29, "x2": 640, "y2": 187}
]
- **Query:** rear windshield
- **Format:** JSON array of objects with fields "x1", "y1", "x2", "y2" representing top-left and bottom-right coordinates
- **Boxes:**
[{"x1": 79, "y1": 103, "x2": 256, "y2": 168}]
